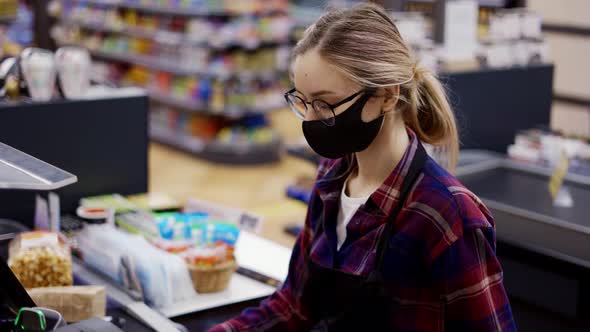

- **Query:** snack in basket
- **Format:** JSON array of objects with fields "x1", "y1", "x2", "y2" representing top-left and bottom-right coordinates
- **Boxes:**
[
  {"x1": 181, "y1": 243, "x2": 237, "y2": 293},
  {"x1": 8, "y1": 231, "x2": 73, "y2": 288}
]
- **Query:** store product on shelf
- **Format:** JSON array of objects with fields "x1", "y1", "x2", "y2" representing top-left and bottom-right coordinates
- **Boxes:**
[
  {"x1": 53, "y1": 26, "x2": 290, "y2": 77},
  {"x1": 53, "y1": 0, "x2": 289, "y2": 163},
  {"x1": 0, "y1": 1, "x2": 31, "y2": 57},
  {"x1": 288, "y1": 4, "x2": 549, "y2": 74},
  {"x1": 8, "y1": 231, "x2": 73, "y2": 288},
  {"x1": 65, "y1": 0, "x2": 288, "y2": 16},
  {"x1": 150, "y1": 105, "x2": 279, "y2": 149},
  {"x1": 58, "y1": 3, "x2": 292, "y2": 49},
  {"x1": 96, "y1": 62, "x2": 286, "y2": 114}
]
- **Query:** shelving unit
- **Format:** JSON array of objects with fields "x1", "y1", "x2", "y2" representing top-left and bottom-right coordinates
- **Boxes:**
[
  {"x1": 55, "y1": 0, "x2": 291, "y2": 164},
  {"x1": 62, "y1": 0, "x2": 285, "y2": 17},
  {"x1": 150, "y1": 125, "x2": 282, "y2": 165},
  {"x1": 59, "y1": 16, "x2": 283, "y2": 51},
  {"x1": 147, "y1": 89, "x2": 283, "y2": 118},
  {"x1": 80, "y1": 47, "x2": 281, "y2": 80}
]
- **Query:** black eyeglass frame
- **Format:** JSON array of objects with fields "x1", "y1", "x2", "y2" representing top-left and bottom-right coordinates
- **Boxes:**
[{"x1": 284, "y1": 88, "x2": 369, "y2": 126}]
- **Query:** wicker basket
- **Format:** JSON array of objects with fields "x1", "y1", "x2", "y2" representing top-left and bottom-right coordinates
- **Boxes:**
[{"x1": 188, "y1": 260, "x2": 237, "y2": 293}]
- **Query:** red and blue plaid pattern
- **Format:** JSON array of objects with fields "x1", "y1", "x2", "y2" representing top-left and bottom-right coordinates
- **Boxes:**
[{"x1": 211, "y1": 130, "x2": 516, "y2": 331}]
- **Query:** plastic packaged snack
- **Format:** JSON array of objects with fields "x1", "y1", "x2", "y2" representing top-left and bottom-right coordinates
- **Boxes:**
[
  {"x1": 8, "y1": 231, "x2": 73, "y2": 288},
  {"x1": 202, "y1": 222, "x2": 240, "y2": 246},
  {"x1": 180, "y1": 242, "x2": 237, "y2": 293},
  {"x1": 155, "y1": 212, "x2": 208, "y2": 241}
]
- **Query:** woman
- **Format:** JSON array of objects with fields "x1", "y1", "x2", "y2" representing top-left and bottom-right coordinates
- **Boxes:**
[{"x1": 211, "y1": 3, "x2": 515, "y2": 331}]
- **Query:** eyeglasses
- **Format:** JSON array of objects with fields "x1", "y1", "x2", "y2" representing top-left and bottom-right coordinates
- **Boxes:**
[{"x1": 284, "y1": 88, "x2": 366, "y2": 127}]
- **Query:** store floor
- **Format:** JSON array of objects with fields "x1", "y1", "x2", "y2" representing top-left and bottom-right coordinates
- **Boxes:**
[{"x1": 149, "y1": 110, "x2": 314, "y2": 248}]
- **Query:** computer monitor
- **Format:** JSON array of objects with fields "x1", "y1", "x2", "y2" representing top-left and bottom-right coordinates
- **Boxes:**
[{"x1": 0, "y1": 93, "x2": 149, "y2": 227}]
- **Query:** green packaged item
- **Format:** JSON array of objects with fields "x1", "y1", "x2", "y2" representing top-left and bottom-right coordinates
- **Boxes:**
[{"x1": 80, "y1": 194, "x2": 138, "y2": 214}]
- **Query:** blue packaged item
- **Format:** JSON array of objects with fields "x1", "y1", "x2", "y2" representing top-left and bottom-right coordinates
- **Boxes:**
[
  {"x1": 155, "y1": 212, "x2": 209, "y2": 240},
  {"x1": 157, "y1": 218, "x2": 175, "y2": 240},
  {"x1": 205, "y1": 222, "x2": 240, "y2": 246},
  {"x1": 183, "y1": 212, "x2": 208, "y2": 239}
]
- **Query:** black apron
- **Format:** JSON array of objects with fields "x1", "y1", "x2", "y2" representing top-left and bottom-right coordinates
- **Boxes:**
[{"x1": 301, "y1": 142, "x2": 427, "y2": 331}]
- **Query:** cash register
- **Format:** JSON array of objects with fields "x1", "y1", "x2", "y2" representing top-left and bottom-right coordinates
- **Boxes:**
[{"x1": 0, "y1": 141, "x2": 124, "y2": 332}]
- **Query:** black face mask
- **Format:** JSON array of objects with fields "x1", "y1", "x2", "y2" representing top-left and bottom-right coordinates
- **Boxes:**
[{"x1": 302, "y1": 90, "x2": 383, "y2": 159}]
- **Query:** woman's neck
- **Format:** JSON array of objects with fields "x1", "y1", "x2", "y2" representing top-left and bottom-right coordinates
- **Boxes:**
[{"x1": 347, "y1": 116, "x2": 409, "y2": 197}]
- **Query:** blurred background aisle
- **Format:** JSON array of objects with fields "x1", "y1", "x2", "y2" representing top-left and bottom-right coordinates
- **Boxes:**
[{"x1": 0, "y1": 0, "x2": 589, "y2": 331}]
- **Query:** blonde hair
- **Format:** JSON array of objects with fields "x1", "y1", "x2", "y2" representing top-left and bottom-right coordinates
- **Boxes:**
[{"x1": 293, "y1": 3, "x2": 459, "y2": 171}]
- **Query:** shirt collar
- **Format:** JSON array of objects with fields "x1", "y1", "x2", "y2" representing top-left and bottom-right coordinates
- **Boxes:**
[{"x1": 315, "y1": 128, "x2": 420, "y2": 217}]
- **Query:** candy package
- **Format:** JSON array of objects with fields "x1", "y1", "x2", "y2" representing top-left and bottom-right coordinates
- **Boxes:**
[{"x1": 8, "y1": 231, "x2": 73, "y2": 288}]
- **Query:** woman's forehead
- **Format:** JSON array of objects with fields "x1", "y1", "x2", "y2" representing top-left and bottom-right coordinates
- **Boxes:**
[{"x1": 292, "y1": 50, "x2": 357, "y2": 98}]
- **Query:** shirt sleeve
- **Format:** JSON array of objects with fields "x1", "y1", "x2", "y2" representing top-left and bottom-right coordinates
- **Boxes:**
[
  {"x1": 208, "y1": 191, "x2": 321, "y2": 332},
  {"x1": 433, "y1": 227, "x2": 517, "y2": 332}
]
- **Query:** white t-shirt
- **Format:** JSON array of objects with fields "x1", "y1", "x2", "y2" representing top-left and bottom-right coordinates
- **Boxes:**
[{"x1": 336, "y1": 179, "x2": 370, "y2": 250}]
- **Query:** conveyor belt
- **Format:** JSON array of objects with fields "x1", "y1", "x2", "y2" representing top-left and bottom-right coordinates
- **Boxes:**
[{"x1": 456, "y1": 152, "x2": 590, "y2": 268}]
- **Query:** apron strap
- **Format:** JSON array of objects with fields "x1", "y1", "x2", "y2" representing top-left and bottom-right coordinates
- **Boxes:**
[
  {"x1": 373, "y1": 142, "x2": 428, "y2": 273},
  {"x1": 306, "y1": 142, "x2": 428, "y2": 267}
]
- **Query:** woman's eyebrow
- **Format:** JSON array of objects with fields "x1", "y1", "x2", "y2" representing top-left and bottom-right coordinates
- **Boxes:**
[
  {"x1": 294, "y1": 89, "x2": 336, "y2": 100},
  {"x1": 309, "y1": 90, "x2": 336, "y2": 98}
]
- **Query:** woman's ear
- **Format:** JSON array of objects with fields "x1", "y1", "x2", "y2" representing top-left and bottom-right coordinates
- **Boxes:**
[{"x1": 382, "y1": 85, "x2": 400, "y2": 114}]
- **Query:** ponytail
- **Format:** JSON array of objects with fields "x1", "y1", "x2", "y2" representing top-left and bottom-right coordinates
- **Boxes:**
[{"x1": 404, "y1": 65, "x2": 459, "y2": 171}]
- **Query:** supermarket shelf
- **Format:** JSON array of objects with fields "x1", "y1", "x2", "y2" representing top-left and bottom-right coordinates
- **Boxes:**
[
  {"x1": 59, "y1": 19, "x2": 285, "y2": 51},
  {"x1": 89, "y1": 48, "x2": 205, "y2": 76},
  {"x1": 64, "y1": 0, "x2": 286, "y2": 17},
  {"x1": 86, "y1": 48, "x2": 283, "y2": 79},
  {"x1": 406, "y1": 0, "x2": 508, "y2": 5},
  {"x1": 148, "y1": 89, "x2": 284, "y2": 118},
  {"x1": 150, "y1": 125, "x2": 282, "y2": 164}
]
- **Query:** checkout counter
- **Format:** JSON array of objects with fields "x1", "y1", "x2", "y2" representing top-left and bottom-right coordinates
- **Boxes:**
[
  {"x1": 97, "y1": 150, "x2": 590, "y2": 331},
  {"x1": 456, "y1": 151, "x2": 590, "y2": 329}
]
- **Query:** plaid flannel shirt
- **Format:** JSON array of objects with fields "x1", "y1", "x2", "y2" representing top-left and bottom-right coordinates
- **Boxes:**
[{"x1": 210, "y1": 129, "x2": 516, "y2": 332}]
